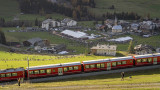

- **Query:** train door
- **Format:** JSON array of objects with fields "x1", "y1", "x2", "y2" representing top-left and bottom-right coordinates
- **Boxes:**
[
  {"x1": 153, "y1": 58, "x2": 157, "y2": 64},
  {"x1": 58, "y1": 68, "x2": 63, "y2": 75},
  {"x1": 107, "y1": 63, "x2": 111, "y2": 70}
]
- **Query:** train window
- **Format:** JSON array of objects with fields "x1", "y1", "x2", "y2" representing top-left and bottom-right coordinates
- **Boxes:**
[
  {"x1": 90, "y1": 64, "x2": 95, "y2": 68},
  {"x1": 6, "y1": 73, "x2": 11, "y2": 77},
  {"x1": 29, "y1": 71, "x2": 34, "y2": 75},
  {"x1": 46, "y1": 69, "x2": 51, "y2": 74},
  {"x1": 130, "y1": 60, "x2": 132, "y2": 63},
  {"x1": 74, "y1": 66, "x2": 79, "y2": 70},
  {"x1": 117, "y1": 62, "x2": 122, "y2": 65},
  {"x1": 85, "y1": 65, "x2": 89, "y2": 69},
  {"x1": 101, "y1": 63, "x2": 105, "y2": 68},
  {"x1": 69, "y1": 67, "x2": 73, "y2": 70},
  {"x1": 148, "y1": 58, "x2": 152, "y2": 62},
  {"x1": 122, "y1": 61, "x2": 126, "y2": 64},
  {"x1": 154, "y1": 58, "x2": 157, "y2": 61},
  {"x1": 112, "y1": 62, "x2": 116, "y2": 67},
  {"x1": 97, "y1": 64, "x2": 101, "y2": 68},
  {"x1": 12, "y1": 73, "x2": 17, "y2": 76},
  {"x1": 40, "y1": 70, "x2": 45, "y2": 74},
  {"x1": 64, "y1": 67, "x2": 68, "y2": 72},
  {"x1": 137, "y1": 59, "x2": 141, "y2": 63},
  {"x1": 1, "y1": 74, "x2": 5, "y2": 77},
  {"x1": 53, "y1": 69, "x2": 55, "y2": 72},
  {"x1": 34, "y1": 70, "x2": 40, "y2": 74},
  {"x1": 142, "y1": 59, "x2": 147, "y2": 62}
]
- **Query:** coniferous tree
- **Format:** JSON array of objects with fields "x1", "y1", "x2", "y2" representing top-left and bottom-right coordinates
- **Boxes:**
[{"x1": 0, "y1": 28, "x2": 6, "y2": 45}]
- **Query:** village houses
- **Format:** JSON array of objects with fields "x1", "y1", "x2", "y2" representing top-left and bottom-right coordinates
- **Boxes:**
[{"x1": 91, "y1": 44, "x2": 117, "y2": 56}]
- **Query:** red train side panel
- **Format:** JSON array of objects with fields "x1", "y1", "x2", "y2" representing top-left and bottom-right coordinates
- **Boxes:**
[
  {"x1": 153, "y1": 53, "x2": 160, "y2": 64},
  {"x1": 133, "y1": 54, "x2": 156, "y2": 66},
  {"x1": 82, "y1": 59, "x2": 111, "y2": 72},
  {"x1": 110, "y1": 56, "x2": 134, "y2": 69},
  {"x1": 26, "y1": 62, "x2": 81, "y2": 79},
  {"x1": 0, "y1": 68, "x2": 25, "y2": 82}
]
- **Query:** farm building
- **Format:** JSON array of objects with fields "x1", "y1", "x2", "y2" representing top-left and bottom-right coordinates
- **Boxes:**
[
  {"x1": 61, "y1": 18, "x2": 77, "y2": 26},
  {"x1": 156, "y1": 48, "x2": 160, "y2": 53},
  {"x1": 61, "y1": 30, "x2": 88, "y2": 39},
  {"x1": 42, "y1": 19, "x2": 61, "y2": 30},
  {"x1": 108, "y1": 36, "x2": 133, "y2": 43},
  {"x1": 91, "y1": 44, "x2": 117, "y2": 56},
  {"x1": 23, "y1": 38, "x2": 49, "y2": 47},
  {"x1": 134, "y1": 44, "x2": 155, "y2": 55}
]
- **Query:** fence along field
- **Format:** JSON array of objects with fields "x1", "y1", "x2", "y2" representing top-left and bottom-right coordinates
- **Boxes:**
[{"x1": 0, "y1": 51, "x2": 113, "y2": 69}]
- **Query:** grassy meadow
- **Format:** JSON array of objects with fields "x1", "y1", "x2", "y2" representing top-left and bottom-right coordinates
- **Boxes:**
[
  {"x1": 90, "y1": 0, "x2": 160, "y2": 18},
  {"x1": 0, "y1": 51, "x2": 114, "y2": 69},
  {"x1": 1, "y1": 68, "x2": 160, "y2": 89}
]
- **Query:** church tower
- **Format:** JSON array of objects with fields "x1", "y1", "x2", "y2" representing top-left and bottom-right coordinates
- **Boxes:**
[{"x1": 114, "y1": 16, "x2": 117, "y2": 25}]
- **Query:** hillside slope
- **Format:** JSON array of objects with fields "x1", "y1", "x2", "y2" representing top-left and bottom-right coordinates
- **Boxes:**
[
  {"x1": 0, "y1": 0, "x2": 160, "y2": 20},
  {"x1": 0, "y1": 0, "x2": 20, "y2": 20},
  {"x1": 90, "y1": 0, "x2": 160, "y2": 18}
]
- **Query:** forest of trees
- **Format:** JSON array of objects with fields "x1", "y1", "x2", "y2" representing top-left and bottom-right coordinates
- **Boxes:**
[{"x1": 17, "y1": 0, "x2": 141, "y2": 21}]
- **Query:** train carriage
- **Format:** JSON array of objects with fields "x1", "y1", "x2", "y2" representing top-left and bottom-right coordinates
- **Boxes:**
[
  {"x1": 110, "y1": 56, "x2": 134, "y2": 69},
  {"x1": 26, "y1": 62, "x2": 81, "y2": 78},
  {"x1": 82, "y1": 59, "x2": 111, "y2": 72},
  {"x1": 26, "y1": 64, "x2": 62, "y2": 78},
  {"x1": 153, "y1": 53, "x2": 160, "y2": 64},
  {"x1": 0, "y1": 68, "x2": 25, "y2": 82},
  {"x1": 133, "y1": 54, "x2": 156, "y2": 66},
  {"x1": 62, "y1": 62, "x2": 82, "y2": 75}
]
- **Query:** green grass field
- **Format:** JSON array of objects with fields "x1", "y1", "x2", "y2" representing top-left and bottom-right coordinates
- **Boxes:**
[
  {"x1": 90, "y1": 0, "x2": 160, "y2": 18},
  {"x1": 1, "y1": 68, "x2": 160, "y2": 89},
  {"x1": 0, "y1": 51, "x2": 114, "y2": 69}
]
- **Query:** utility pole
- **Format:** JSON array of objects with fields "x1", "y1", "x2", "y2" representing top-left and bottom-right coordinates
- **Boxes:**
[{"x1": 27, "y1": 57, "x2": 30, "y2": 81}]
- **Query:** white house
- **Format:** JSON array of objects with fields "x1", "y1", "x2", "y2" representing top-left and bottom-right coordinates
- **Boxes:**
[
  {"x1": 42, "y1": 19, "x2": 61, "y2": 30},
  {"x1": 112, "y1": 25, "x2": 123, "y2": 33},
  {"x1": 91, "y1": 44, "x2": 117, "y2": 56},
  {"x1": 61, "y1": 18, "x2": 77, "y2": 26},
  {"x1": 131, "y1": 23, "x2": 139, "y2": 31}
]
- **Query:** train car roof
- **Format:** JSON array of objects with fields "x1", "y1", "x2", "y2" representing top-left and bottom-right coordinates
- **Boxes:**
[
  {"x1": 110, "y1": 56, "x2": 133, "y2": 61},
  {"x1": 134, "y1": 54, "x2": 154, "y2": 59},
  {"x1": 0, "y1": 68, "x2": 24, "y2": 73},
  {"x1": 82, "y1": 59, "x2": 110, "y2": 64},
  {"x1": 26, "y1": 62, "x2": 81, "y2": 70},
  {"x1": 62, "y1": 62, "x2": 81, "y2": 67},
  {"x1": 153, "y1": 53, "x2": 160, "y2": 56}
]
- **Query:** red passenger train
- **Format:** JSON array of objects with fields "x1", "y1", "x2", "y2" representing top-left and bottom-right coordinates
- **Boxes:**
[{"x1": 0, "y1": 53, "x2": 160, "y2": 82}]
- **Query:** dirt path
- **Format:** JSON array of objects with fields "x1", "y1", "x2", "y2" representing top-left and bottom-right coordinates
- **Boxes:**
[{"x1": 6, "y1": 83, "x2": 160, "y2": 90}]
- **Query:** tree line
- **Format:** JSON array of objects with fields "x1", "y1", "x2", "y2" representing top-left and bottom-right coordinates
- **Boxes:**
[{"x1": 0, "y1": 18, "x2": 42, "y2": 27}]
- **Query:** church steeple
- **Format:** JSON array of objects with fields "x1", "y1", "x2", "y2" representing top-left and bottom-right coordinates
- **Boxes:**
[{"x1": 114, "y1": 16, "x2": 117, "y2": 25}]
